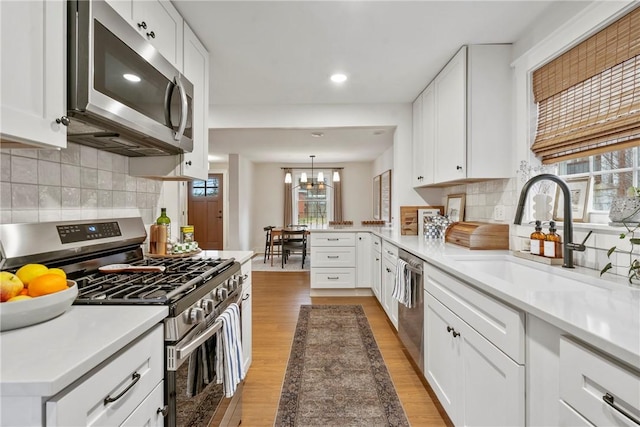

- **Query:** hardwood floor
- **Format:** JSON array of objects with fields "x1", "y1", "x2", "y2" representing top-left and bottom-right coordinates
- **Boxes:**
[{"x1": 242, "y1": 271, "x2": 451, "y2": 426}]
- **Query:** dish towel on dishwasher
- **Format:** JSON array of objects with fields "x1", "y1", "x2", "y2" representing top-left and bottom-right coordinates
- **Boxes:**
[
  {"x1": 393, "y1": 259, "x2": 413, "y2": 308},
  {"x1": 216, "y1": 302, "x2": 245, "y2": 397}
]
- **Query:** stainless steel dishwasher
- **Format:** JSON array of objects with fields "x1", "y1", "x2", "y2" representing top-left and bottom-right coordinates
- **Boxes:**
[{"x1": 397, "y1": 249, "x2": 424, "y2": 373}]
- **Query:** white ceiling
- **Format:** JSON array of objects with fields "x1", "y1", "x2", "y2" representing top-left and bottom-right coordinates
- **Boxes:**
[{"x1": 172, "y1": 1, "x2": 580, "y2": 164}]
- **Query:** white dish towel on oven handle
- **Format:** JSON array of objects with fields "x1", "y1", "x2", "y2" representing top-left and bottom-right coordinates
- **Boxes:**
[
  {"x1": 216, "y1": 302, "x2": 245, "y2": 397},
  {"x1": 392, "y1": 259, "x2": 413, "y2": 308}
]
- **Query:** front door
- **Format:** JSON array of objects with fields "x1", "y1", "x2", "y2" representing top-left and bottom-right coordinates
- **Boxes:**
[{"x1": 188, "y1": 174, "x2": 223, "y2": 250}]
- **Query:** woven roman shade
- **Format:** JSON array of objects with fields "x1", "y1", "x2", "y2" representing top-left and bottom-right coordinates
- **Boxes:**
[{"x1": 531, "y1": 6, "x2": 640, "y2": 163}]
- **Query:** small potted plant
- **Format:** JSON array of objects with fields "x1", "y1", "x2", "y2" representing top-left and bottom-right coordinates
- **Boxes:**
[{"x1": 601, "y1": 186, "x2": 640, "y2": 284}]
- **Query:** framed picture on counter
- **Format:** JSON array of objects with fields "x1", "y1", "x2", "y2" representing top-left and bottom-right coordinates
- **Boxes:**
[
  {"x1": 380, "y1": 170, "x2": 392, "y2": 223},
  {"x1": 446, "y1": 193, "x2": 465, "y2": 222},
  {"x1": 373, "y1": 174, "x2": 381, "y2": 220},
  {"x1": 554, "y1": 177, "x2": 590, "y2": 222}
]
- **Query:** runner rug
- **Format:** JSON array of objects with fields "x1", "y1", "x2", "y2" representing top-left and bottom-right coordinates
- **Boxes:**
[{"x1": 275, "y1": 305, "x2": 410, "y2": 426}]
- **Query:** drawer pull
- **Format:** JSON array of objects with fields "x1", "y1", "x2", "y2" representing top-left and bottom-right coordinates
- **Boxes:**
[
  {"x1": 327, "y1": 276, "x2": 339, "y2": 280},
  {"x1": 104, "y1": 372, "x2": 141, "y2": 405},
  {"x1": 327, "y1": 256, "x2": 340, "y2": 259},
  {"x1": 327, "y1": 238, "x2": 340, "y2": 241},
  {"x1": 603, "y1": 393, "x2": 640, "y2": 425},
  {"x1": 446, "y1": 326, "x2": 461, "y2": 338}
]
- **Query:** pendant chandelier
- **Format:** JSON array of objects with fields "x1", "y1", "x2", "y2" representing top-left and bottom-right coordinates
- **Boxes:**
[{"x1": 284, "y1": 155, "x2": 340, "y2": 189}]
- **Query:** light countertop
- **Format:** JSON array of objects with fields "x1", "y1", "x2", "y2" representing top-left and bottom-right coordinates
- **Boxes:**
[
  {"x1": 317, "y1": 227, "x2": 640, "y2": 369},
  {"x1": 0, "y1": 251, "x2": 251, "y2": 399},
  {"x1": 0, "y1": 305, "x2": 167, "y2": 397}
]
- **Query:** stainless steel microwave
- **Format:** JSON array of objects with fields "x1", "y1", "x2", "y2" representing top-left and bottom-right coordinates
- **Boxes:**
[{"x1": 67, "y1": 0, "x2": 193, "y2": 156}]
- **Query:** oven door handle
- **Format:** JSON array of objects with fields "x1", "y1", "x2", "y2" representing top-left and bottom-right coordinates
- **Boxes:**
[{"x1": 175, "y1": 319, "x2": 223, "y2": 362}]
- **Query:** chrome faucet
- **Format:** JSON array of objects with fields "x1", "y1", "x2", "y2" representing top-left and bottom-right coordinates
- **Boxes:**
[{"x1": 514, "y1": 173, "x2": 588, "y2": 269}]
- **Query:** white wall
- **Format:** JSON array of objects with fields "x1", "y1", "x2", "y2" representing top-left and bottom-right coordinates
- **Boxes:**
[
  {"x1": 249, "y1": 161, "x2": 374, "y2": 252},
  {"x1": 211, "y1": 103, "x2": 429, "y2": 231}
]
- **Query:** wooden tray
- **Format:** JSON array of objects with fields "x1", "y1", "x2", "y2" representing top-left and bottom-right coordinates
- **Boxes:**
[{"x1": 146, "y1": 248, "x2": 202, "y2": 258}]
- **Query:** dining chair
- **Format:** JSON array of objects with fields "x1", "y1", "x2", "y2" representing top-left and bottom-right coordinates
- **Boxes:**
[
  {"x1": 263, "y1": 226, "x2": 281, "y2": 263},
  {"x1": 281, "y1": 228, "x2": 308, "y2": 268}
]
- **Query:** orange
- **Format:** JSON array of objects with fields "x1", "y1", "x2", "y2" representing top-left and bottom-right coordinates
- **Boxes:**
[
  {"x1": 16, "y1": 264, "x2": 49, "y2": 285},
  {"x1": 19, "y1": 288, "x2": 29, "y2": 296},
  {"x1": 27, "y1": 274, "x2": 68, "y2": 297}
]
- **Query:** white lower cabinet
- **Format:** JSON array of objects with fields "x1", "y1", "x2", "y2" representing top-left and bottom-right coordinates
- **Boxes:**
[
  {"x1": 46, "y1": 324, "x2": 164, "y2": 426},
  {"x1": 241, "y1": 259, "x2": 253, "y2": 374},
  {"x1": 356, "y1": 233, "x2": 372, "y2": 288},
  {"x1": 382, "y1": 252, "x2": 398, "y2": 328},
  {"x1": 425, "y1": 293, "x2": 524, "y2": 426},
  {"x1": 371, "y1": 236, "x2": 382, "y2": 300},
  {"x1": 121, "y1": 381, "x2": 165, "y2": 427},
  {"x1": 310, "y1": 232, "x2": 357, "y2": 290},
  {"x1": 559, "y1": 337, "x2": 640, "y2": 427}
]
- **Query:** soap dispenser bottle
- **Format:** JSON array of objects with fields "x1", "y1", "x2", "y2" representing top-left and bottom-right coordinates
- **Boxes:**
[
  {"x1": 544, "y1": 221, "x2": 562, "y2": 258},
  {"x1": 530, "y1": 220, "x2": 546, "y2": 255}
]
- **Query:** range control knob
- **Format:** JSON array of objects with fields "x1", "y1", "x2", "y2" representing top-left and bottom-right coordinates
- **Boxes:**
[
  {"x1": 228, "y1": 278, "x2": 239, "y2": 291},
  {"x1": 187, "y1": 307, "x2": 205, "y2": 324},
  {"x1": 215, "y1": 287, "x2": 228, "y2": 301},
  {"x1": 198, "y1": 299, "x2": 215, "y2": 314}
]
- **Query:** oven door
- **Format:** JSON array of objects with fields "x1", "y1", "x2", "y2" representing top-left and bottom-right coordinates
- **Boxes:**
[{"x1": 165, "y1": 296, "x2": 242, "y2": 427}]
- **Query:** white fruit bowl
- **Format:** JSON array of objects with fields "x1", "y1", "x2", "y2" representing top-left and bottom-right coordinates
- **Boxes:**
[{"x1": 0, "y1": 280, "x2": 78, "y2": 331}]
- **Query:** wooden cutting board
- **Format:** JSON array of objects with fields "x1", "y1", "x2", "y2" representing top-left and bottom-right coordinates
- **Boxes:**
[{"x1": 400, "y1": 205, "x2": 444, "y2": 235}]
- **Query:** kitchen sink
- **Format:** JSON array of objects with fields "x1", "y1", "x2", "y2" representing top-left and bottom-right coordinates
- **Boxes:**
[{"x1": 447, "y1": 254, "x2": 640, "y2": 292}]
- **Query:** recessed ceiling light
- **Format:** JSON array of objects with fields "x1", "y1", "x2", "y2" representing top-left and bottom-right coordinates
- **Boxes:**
[
  {"x1": 330, "y1": 73, "x2": 347, "y2": 83},
  {"x1": 123, "y1": 73, "x2": 141, "y2": 82},
  {"x1": 311, "y1": 132, "x2": 324, "y2": 138}
]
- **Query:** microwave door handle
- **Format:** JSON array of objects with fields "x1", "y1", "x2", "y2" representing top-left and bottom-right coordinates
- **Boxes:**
[
  {"x1": 174, "y1": 76, "x2": 188, "y2": 142},
  {"x1": 163, "y1": 80, "x2": 174, "y2": 128}
]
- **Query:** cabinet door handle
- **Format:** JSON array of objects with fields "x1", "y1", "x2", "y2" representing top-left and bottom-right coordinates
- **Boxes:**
[
  {"x1": 456, "y1": 165, "x2": 463, "y2": 170},
  {"x1": 104, "y1": 372, "x2": 141, "y2": 405},
  {"x1": 137, "y1": 21, "x2": 147, "y2": 30},
  {"x1": 147, "y1": 31, "x2": 156, "y2": 39},
  {"x1": 157, "y1": 405, "x2": 169, "y2": 417},
  {"x1": 447, "y1": 326, "x2": 453, "y2": 333},
  {"x1": 603, "y1": 393, "x2": 640, "y2": 424},
  {"x1": 55, "y1": 116, "x2": 70, "y2": 126},
  {"x1": 242, "y1": 293, "x2": 250, "y2": 301}
]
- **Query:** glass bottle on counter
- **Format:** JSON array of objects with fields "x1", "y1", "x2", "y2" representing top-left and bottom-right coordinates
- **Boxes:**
[
  {"x1": 544, "y1": 221, "x2": 562, "y2": 258},
  {"x1": 529, "y1": 220, "x2": 546, "y2": 256},
  {"x1": 156, "y1": 208, "x2": 171, "y2": 239}
]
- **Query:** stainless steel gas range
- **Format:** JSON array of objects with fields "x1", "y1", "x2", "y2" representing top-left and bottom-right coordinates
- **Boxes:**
[{"x1": 0, "y1": 217, "x2": 244, "y2": 427}]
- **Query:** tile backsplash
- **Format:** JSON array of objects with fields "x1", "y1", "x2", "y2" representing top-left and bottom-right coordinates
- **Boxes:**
[
  {"x1": 0, "y1": 143, "x2": 162, "y2": 224},
  {"x1": 441, "y1": 177, "x2": 640, "y2": 284}
]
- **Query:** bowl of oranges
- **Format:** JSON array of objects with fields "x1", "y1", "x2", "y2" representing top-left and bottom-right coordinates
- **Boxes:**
[{"x1": 0, "y1": 264, "x2": 78, "y2": 331}]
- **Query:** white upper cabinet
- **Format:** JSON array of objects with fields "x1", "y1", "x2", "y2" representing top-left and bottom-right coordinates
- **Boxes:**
[
  {"x1": 412, "y1": 93, "x2": 425, "y2": 187},
  {"x1": 413, "y1": 82, "x2": 438, "y2": 187},
  {"x1": 413, "y1": 45, "x2": 512, "y2": 187},
  {"x1": 0, "y1": 0, "x2": 67, "y2": 149},
  {"x1": 434, "y1": 47, "x2": 467, "y2": 184},
  {"x1": 130, "y1": 22, "x2": 209, "y2": 180},
  {"x1": 105, "y1": 0, "x2": 183, "y2": 71}
]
